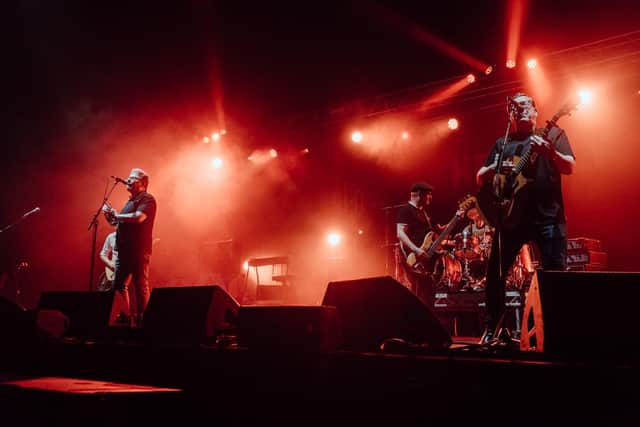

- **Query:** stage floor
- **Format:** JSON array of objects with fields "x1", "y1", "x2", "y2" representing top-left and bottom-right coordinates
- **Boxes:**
[{"x1": 2, "y1": 335, "x2": 640, "y2": 426}]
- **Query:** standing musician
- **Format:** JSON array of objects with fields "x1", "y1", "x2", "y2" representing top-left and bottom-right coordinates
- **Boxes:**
[
  {"x1": 396, "y1": 182, "x2": 435, "y2": 306},
  {"x1": 476, "y1": 92, "x2": 575, "y2": 344},
  {"x1": 102, "y1": 168, "x2": 157, "y2": 327}
]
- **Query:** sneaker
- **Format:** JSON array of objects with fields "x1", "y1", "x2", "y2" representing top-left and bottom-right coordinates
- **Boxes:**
[
  {"x1": 115, "y1": 312, "x2": 131, "y2": 326},
  {"x1": 479, "y1": 328, "x2": 494, "y2": 345}
]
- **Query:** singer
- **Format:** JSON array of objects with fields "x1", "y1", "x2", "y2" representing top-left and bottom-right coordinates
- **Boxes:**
[
  {"x1": 475, "y1": 92, "x2": 576, "y2": 344},
  {"x1": 102, "y1": 168, "x2": 157, "y2": 327}
]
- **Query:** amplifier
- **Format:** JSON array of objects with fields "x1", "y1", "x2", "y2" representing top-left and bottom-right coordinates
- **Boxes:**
[
  {"x1": 567, "y1": 237, "x2": 602, "y2": 253},
  {"x1": 566, "y1": 251, "x2": 608, "y2": 266},
  {"x1": 567, "y1": 264, "x2": 606, "y2": 271}
]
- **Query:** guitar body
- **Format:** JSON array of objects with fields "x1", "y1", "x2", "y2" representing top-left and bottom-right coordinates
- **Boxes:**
[
  {"x1": 406, "y1": 231, "x2": 447, "y2": 274},
  {"x1": 476, "y1": 155, "x2": 533, "y2": 229}
]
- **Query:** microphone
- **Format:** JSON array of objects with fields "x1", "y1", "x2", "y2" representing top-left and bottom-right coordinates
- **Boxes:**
[
  {"x1": 22, "y1": 207, "x2": 40, "y2": 218},
  {"x1": 111, "y1": 176, "x2": 129, "y2": 185}
]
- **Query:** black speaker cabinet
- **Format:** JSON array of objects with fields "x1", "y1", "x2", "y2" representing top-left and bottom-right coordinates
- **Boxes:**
[
  {"x1": 322, "y1": 275, "x2": 451, "y2": 352},
  {"x1": 37, "y1": 291, "x2": 126, "y2": 340},
  {"x1": 142, "y1": 285, "x2": 239, "y2": 345},
  {"x1": 237, "y1": 305, "x2": 340, "y2": 353},
  {"x1": 521, "y1": 271, "x2": 640, "y2": 360}
]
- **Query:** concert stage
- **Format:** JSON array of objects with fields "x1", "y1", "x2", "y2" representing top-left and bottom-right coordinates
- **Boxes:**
[
  {"x1": 1, "y1": 336, "x2": 639, "y2": 426},
  {"x1": 2, "y1": 272, "x2": 640, "y2": 426}
]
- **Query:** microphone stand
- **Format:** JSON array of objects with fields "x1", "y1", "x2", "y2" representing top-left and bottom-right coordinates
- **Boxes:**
[
  {"x1": 490, "y1": 108, "x2": 514, "y2": 340},
  {"x1": 88, "y1": 180, "x2": 119, "y2": 291},
  {"x1": 381, "y1": 203, "x2": 406, "y2": 278},
  {"x1": 0, "y1": 207, "x2": 40, "y2": 234}
]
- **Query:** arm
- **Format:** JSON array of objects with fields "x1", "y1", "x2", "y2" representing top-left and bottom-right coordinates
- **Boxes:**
[
  {"x1": 397, "y1": 223, "x2": 425, "y2": 257},
  {"x1": 113, "y1": 210, "x2": 147, "y2": 223},
  {"x1": 99, "y1": 235, "x2": 115, "y2": 270},
  {"x1": 476, "y1": 162, "x2": 497, "y2": 186},
  {"x1": 530, "y1": 134, "x2": 575, "y2": 175}
]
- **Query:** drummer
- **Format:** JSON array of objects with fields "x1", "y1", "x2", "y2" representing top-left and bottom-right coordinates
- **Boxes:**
[{"x1": 462, "y1": 207, "x2": 493, "y2": 257}]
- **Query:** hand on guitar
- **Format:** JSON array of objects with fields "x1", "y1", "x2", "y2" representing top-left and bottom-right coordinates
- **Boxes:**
[
  {"x1": 102, "y1": 202, "x2": 118, "y2": 224},
  {"x1": 529, "y1": 134, "x2": 556, "y2": 158}
]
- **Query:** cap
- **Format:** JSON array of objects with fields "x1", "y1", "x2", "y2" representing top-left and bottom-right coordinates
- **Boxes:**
[
  {"x1": 128, "y1": 168, "x2": 148, "y2": 181},
  {"x1": 410, "y1": 182, "x2": 433, "y2": 194}
]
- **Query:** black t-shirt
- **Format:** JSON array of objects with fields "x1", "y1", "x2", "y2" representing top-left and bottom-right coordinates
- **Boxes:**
[
  {"x1": 483, "y1": 126, "x2": 574, "y2": 226},
  {"x1": 396, "y1": 203, "x2": 432, "y2": 252},
  {"x1": 116, "y1": 191, "x2": 157, "y2": 257}
]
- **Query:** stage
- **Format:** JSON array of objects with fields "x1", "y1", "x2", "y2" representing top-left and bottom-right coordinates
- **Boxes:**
[{"x1": 1, "y1": 330, "x2": 639, "y2": 426}]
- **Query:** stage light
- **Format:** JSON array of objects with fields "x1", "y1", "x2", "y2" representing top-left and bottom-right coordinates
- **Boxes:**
[
  {"x1": 327, "y1": 232, "x2": 342, "y2": 247},
  {"x1": 357, "y1": 229, "x2": 364, "y2": 235},
  {"x1": 578, "y1": 89, "x2": 593, "y2": 107},
  {"x1": 506, "y1": 59, "x2": 516, "y2": 69},
  {"x1": 351, "y1": 131, "x2": 363, "y2": 143},
  {"x1": 466, "y1": 73, "x2": 476, "y2": 83},
  {"x1": 269, "y1": 148, "x2": 278, "y2": 158},
  {"x1": 447, "y1": 118, "x2": 459, "y2": 130},
  {"x1": 212, "y1": 132, "x2": 220, "y2": 141},
  {"x1": 211, "y1": 157, "x2": 223, "y2": 169},
  {"x1": 401, "y1": 131, "x2": 409, "y2": 140},
  {"x1": 485, "y1": 65, "x2": 493, "y2": 75},
  {"x1": 527, "y1": 58, "x2": 537, "y2": 69},
  {"x1": 203, "y1": 136, "x2": 210, "y2": 144},
  {"x1": 301, "y1": 148, "x2": 310, "y2": 154},
  {"x1": 220, "y1": 129, "x2": 227, "y2": 135},
  {"x1": 242, "y1": 260, "x2": 249, "y2": 271}
]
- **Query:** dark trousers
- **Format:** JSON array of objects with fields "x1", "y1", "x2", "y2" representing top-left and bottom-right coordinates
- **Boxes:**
[
  {"x1": 401, "y1": 265, "x2": 434, "y2": 308},
  {"x1": 485, "y1": 223, "x2": 567, "y2": 329},
  {"x1": 113, "y1": 253, "x2": 151, "y2": 324}
]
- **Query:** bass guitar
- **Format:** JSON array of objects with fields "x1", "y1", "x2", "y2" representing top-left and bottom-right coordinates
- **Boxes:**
[
  {"x1": 404, "y1": 195, "x2": 477, "y2": 275},
  {"x1": 476, "y1": 101, "x2": 578, "y2": 228}
]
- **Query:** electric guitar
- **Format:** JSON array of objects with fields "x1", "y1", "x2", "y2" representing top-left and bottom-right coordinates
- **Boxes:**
[
  {"x1": 403, "y1": 195, "x2": 477, "y2": 275},
  {"x1": 476, "y1": 101, "x2": 578, "y2": 229}
]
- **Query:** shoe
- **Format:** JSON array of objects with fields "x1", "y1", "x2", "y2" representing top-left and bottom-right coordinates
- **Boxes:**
[
  {"x1": 479, "y1": 328, "x2": 494, "y2": 345},
  {"x1": 115, "y1": 312, "x2": 131, "y2": 326}
]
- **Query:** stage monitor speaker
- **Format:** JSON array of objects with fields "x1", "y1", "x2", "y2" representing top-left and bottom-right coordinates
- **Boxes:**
[
  {"x1": 237, "y1": 305, "x2": 340, "y2": 353},
  {"x1": 521, "y1": 271, "x2": 640, "y2": 360},
  {"x1": 0, "y1": 296, "x2": 36, "y2": 342},
  {"x1": 322, "y1": 275, "x2": 451, "y2": 352},
  {"x1": 37, "y1": 291, "x2": 126, "y2": 340},
  {"x1": 142, "y1": 285, "x2": 239, "y2": 346}
]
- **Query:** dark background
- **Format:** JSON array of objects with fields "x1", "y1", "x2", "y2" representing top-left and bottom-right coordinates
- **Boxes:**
[{"x1": 2, "y1": 0, "x2": 639, "y2": 308}]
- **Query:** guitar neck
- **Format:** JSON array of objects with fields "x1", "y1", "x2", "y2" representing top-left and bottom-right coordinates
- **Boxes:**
[
  {"x1": 426, "y1": 215, "x2": 461, "y2": 257},
  {"x1": 512, "y1": 112, "x2": 563, "y2": 175}
]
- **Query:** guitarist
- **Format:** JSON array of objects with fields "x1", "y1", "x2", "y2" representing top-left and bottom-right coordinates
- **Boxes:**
[
  {"x1": 476, "y1": 93, "x2": 576, "y2": 344},
  {"x1": 98, "y1": 229, "x2": 117, "y2": 292},
  {"x1": 396, "y1": 182, "x2": 436, "y2": 306}
]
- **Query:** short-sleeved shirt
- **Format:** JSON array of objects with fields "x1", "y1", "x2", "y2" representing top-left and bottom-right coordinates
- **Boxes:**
[
  {"x1": 483, "y1": 126, "x2": 575, "y2": 226},
  {"x1": 116, "y1": 192, "x2": 157, "y2": 257},
  {"x1": 396, "y1": 203, "x2": 432, "y2": 253}
]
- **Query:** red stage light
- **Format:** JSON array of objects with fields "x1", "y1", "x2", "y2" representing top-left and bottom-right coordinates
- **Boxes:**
[
  {"x1": 527, "y1": 58, "x2": 537, "y2": 69},
  {"x1": 351, "y1": 131, "x2": 363, "y2": 143},
  {"x1": 447, "y1": 118, "x2": 459, "y2": 130},
  {"x1": 506, "y1": 59, "x2": 516, "y2": 69}
]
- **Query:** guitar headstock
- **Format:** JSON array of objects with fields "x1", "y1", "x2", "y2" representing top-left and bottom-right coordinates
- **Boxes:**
[
  {"x1": 456, "y1": 195, "x2": 477, "y2": 216},
  {"x1": 557, "y1": 98, "x2": 581, "y2": 118}
]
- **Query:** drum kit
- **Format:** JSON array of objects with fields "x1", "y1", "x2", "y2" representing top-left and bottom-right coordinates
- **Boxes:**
[{"x1": 431, "y1": 211, "x2": 536, "y2": 292}]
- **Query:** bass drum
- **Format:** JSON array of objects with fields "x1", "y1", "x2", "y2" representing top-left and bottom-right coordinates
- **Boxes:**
[{"x1": 432, "y1": 253, "x2": 462, "y2": 291}]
